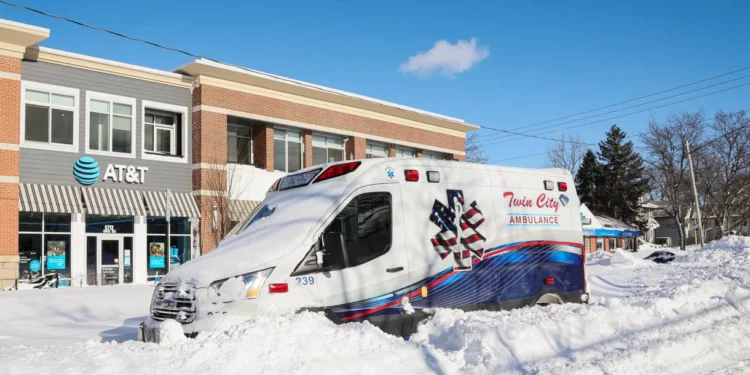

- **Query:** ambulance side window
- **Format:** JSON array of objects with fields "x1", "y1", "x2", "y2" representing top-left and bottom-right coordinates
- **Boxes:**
[{"x1": 323, "y1": 192, "x2": 391, "y2": 269}]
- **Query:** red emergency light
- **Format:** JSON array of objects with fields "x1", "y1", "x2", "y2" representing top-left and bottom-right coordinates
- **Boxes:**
[
  {"x1": 314, "y1": 162, "x2": 361, "y2": 183},
  {"x1": 405, "y1": 170, "x2": 419, "y2": 182},
  {"x1": 558, "y1": 182, "x2": 568, "y2": 192}
]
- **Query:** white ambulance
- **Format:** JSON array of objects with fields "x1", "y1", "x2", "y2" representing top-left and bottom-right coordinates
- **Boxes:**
[{"x1": 139, "y1": 158, "x2": 588, "y2": 342}]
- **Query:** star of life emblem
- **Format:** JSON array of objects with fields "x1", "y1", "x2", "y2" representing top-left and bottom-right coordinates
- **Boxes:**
[{"x1": 429, "y1": 190, "x2": 486, "y2": 271}]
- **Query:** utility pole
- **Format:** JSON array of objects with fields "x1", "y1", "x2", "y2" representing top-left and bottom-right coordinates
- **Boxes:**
[{"x1": 685, "y1": 141, "x2": 705, "y2": 247}]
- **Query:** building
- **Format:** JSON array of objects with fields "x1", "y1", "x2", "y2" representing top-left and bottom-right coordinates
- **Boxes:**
[
  {"x1": 580, "y1": 204, "x2": 642, "y2": 253},
  {"x1": 0, "y1": 19, "x2": 476, "y2": 289},
  {"x1": 652, "y1": 208, "x2": 749, "y2": 247}
]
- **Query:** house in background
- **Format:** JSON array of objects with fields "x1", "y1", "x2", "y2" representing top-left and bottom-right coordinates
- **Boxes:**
[
  {"x1": 580, "y1": 204, "x2": 642, "y2": 253},
  {"x1": 652, "y1": 208, "x2": 750, "y2": 247}
]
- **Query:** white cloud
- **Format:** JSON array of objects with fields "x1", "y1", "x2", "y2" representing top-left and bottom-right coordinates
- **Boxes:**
[{"x1": 399, "y1": 38, "x2": 490, "y2": 78}]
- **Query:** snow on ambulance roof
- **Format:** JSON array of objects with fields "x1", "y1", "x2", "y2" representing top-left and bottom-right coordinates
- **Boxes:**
[{"x1": 175, "y1": 58, "x2": 478, "y2": 132}]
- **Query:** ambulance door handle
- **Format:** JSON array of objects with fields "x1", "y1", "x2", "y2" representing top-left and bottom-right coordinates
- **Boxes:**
[{"x1": 386, "y1": 266, "x2": 404, "y2": 273}]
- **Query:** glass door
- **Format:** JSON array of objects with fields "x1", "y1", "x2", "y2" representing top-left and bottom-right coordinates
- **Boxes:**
[{"x1": 98, "y1": 238, "x2": 123, "y2": 285}]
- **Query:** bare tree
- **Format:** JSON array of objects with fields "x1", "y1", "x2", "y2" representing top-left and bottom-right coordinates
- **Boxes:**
[
  {"x1": 465, "y1": 132, "x2": 489, "y2": 164},
  {"x1": 204, "y1": 151, "x2": 253, "y2": 247},
  {"x1": 546, "y1": 133, "x2": 585, "y2": 175},
  {"x1": 641, "y1": 111, "x2": 706, "y2": 250},
  {"x1": 696, "y1": 110, "x2": 750, "y2": 236}
]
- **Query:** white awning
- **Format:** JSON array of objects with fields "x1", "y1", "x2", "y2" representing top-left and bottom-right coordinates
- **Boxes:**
[
  {"x1": 142, "y1": 190, "x2": 201, "y2": 218},
  {"x1": 81, "y1": 187, "x2": 146, "y2": 216},
  {"x1": 19, "y1": 183, "x2": 84, "y2": 213},
  {"x1": 229, "y1": 199, "x2": 261, "y2": 222}
]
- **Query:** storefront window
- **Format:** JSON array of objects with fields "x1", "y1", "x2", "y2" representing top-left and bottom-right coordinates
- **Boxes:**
[
  {"x1": 147, "y1": 235, "x2": 166, "y2": 280},
  {"x1": 124, "y1": 237, "x2": 133, "y2": 284},
  {"x1": 86, "y1": 215, "x2": 134, "y2": 234},
  {"x1": 147, "y1": 216, "x2": 191, "y2": 280},
  {"x1": 19, "y1": 212, "x2": 42, "y2": 232},
  {"x1": 45, "y1": 213, "x2": 72, "y2": 232},
  {"x1": 147, "y1": 217, "x2": 190, "y2": 235},
  {"x1": 18, "y1": 212, "x2": 71, "y2": 283},
  {"x1": 19, "y1": 233, "x2": 42, "y2": 280},
  {"x1": 87, "y1": 236, "x2": 96, "y2": 285}
]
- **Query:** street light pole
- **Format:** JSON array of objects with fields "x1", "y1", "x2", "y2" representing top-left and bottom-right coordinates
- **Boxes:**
[
  {"x1": 686, "y1": 141, "x2": 705, "y2": 247},
  {"x1": 166, "y1": 188, "x2": 172, "y2": 273}
]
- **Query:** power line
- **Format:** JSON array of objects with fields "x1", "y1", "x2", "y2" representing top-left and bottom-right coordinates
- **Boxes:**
[
  {"x1": 477, "y1": 125, "x2": 597, "y2": 146},
  {"x1": 0, "y1": 0, "x2": 397, "y2": 110},
  {"x1": 482, "y1": 63, "x2": 750, "y2": 136},
  {"x1": 477, "y1": 73, "x2": 750, "y2": 146},
  {"x1": 688, "y1": 125, "x2": 750, "y2": 155},
  {"x1": 493, "y1": 113, "x2": 749, "y2": 164},
  {"x1": 491, "y1": 135, "x2": 648, "y2": 163},
  {"x1": 481, "y1": 81, "x2": 750, "y2": 150},
  {"x1": 4, "y1": 0, "x2": 747, "y2": 153}
]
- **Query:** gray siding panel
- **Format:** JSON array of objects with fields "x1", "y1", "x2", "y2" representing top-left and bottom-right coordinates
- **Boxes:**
[{"x1": 20, "y1": 61, "x2": 194, "y2": 193}]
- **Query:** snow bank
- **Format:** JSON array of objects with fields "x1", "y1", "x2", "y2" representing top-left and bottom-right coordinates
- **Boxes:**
[
  {"x1": 1, "y1": 237, "x2": 750, "y2": 374},
  {"x1": 587, "y1": 248, "x2": 650, "y2": 268}
]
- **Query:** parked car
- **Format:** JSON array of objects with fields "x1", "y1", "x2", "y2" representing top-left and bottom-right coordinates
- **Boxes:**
[{"x1": 645, "y1": 251, "x2": 676, "y2": 264}]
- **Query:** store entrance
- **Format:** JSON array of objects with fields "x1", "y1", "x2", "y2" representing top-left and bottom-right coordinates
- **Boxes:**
[
  {"x1": 87, "y1": 235, "x2": 134, "y2": 286},
  {"x1": 98, "y1": 238, "x2": 122, "y2": 285}
]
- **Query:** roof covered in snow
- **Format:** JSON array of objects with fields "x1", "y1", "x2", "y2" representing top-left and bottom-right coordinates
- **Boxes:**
[{"x1": 580, "y1": 204, "x2": 641, "y2": 237}]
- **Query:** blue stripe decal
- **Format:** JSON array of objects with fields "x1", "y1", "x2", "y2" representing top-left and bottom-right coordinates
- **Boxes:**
[{"x1": 330, "y1": 241, "x2": 584, "y2": 321}]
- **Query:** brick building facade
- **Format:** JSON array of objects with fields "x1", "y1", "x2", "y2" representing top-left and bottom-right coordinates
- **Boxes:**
[{"x1": 0, "y1": 18, "x2": 476, "y2": 288}]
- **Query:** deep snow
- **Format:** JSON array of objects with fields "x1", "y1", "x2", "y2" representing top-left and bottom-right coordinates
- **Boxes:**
[{"x1": 1, "y1": 237, "x2": 750, "y2": 374}]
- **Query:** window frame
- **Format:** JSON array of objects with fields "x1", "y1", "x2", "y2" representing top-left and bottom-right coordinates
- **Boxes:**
[
  {"x1": 140, "y1": 100, "x2": 188, "y2": 164},
  {"x1": 273, "y1": 127, "x2": 304, "y2": 173},
  {"x1": 323, "y1": 192, "x2": 393, "y2": 269},
  {"x1": 18, "y1": 212, "x2": 72, "y2": 277},
  {"x1": 20, "y1": 81, "x2": 80, "y2": 153},
  {"x1": 227, "y1": 122, "x2": 254, "y2": 166},
  {"x1": 422, "y1": 150, "x2": 444, "y2": 160},
  {"x1": 365, "y1": 141, "x2": 388, "y2": 159},
  {"x1": 85, "y1": 91, "x2": 137, "y2": 158},
  {"x1": 312, "y1": 134, "x2": 345, "y2": 166},
  {"x1": 396, "y1": 146, "x2": 416, "y2": 158}
]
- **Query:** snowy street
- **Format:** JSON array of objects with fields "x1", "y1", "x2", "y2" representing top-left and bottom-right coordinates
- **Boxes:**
[{"x1": 2, "y1": 237, "x2": 750, "y2": 375}]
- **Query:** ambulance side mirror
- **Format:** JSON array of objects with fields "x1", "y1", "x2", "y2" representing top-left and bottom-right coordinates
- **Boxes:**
[{"x1": 321, "y1": 233, "x2": 348, "y2": 271}]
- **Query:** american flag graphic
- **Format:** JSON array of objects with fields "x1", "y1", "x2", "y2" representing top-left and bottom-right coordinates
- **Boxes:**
[{"x1": 430, "y1": 190, "x2": 486, "y2": 271}]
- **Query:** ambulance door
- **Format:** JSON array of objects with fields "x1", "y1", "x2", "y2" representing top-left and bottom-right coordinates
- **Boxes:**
[{"x1": 314, "y1": 183, "x2": 409, "y2": 335}]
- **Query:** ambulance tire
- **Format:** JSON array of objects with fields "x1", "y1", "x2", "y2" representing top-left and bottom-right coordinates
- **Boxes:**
[{"x1": 535, "y1": 293, "x2": 564, "y2": 307}]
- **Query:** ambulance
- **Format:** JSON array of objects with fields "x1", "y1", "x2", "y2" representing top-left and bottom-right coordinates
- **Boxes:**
[{"x1": 139, "y1": 158, "x2": 588, "y2": 342}]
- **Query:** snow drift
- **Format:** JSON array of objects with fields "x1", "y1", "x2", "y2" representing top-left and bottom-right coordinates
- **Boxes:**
[{"x1": 1, "y1": 237, "x2": 750, "y2": 374}]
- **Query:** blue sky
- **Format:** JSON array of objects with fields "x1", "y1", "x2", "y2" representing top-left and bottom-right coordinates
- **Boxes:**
[{"x1": 3, "y1": 0, "x2": 749, "y2": 168}]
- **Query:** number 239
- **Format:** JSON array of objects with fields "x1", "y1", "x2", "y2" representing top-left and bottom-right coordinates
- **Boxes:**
[{"x1": 295, "y1": 276, "x2": 315, "y2": 286}]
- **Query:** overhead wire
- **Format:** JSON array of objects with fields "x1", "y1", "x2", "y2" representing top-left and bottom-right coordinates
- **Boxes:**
[
  {"x1": 3, "y1": 0, "x2": 748, "y2": 160},
  {"x1": 478, "y1": 73, "x2": 750, "y2": 146}
]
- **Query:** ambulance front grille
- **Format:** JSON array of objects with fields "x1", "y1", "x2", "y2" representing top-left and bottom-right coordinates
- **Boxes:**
[{"x1": 151, "y1": 281, "x2": 196, "y2": 324}]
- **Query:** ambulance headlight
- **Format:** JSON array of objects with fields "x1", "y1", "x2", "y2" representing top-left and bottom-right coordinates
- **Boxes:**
[{"x1": 209, "y1": 268, "x2": 274, "y2": 301}]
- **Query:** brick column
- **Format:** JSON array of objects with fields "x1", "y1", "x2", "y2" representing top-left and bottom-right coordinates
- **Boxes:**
[
  {"x1": 303, "y1": 130, "x2": 313, "y2": 167},
  {"x1": 192, "y1": 85, "x2": 229, "y2": 254},
  {"x1": 449, "y1": 153, "x2": 466, "y2": 162},
  {"x1": 387, "y1": 144, "x2": 396, "y2": 157},
  {"x1": 415, "y1": 149, "x2": 423, "y2": 158},
  {"x1": 345, "y1": 136, "x2": 366, "y2": 160},
  {"x1": 252, "y1": 125, "x2": 274, "y2": 172},
  {"x1": 0, "y1": 56, "x2": 22, "y2": 289}
]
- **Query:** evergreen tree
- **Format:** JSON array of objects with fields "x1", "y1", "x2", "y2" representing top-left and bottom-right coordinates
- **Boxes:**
[
  {"x1": 595, "y1": 125, "x2": 650, "y2": 227},
  {"x1": 575, "y1": 149, "x2": 600, "y2": 208}
]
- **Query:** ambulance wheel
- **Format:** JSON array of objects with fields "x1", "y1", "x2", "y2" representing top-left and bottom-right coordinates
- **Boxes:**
[{"x1": 535, "y1": 293, "x2": 563, "y2": 307}]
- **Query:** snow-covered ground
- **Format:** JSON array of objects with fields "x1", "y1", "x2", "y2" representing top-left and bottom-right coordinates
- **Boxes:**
[{"x1": 2, "y1": 237, "x2": 750, "y2": 374}]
